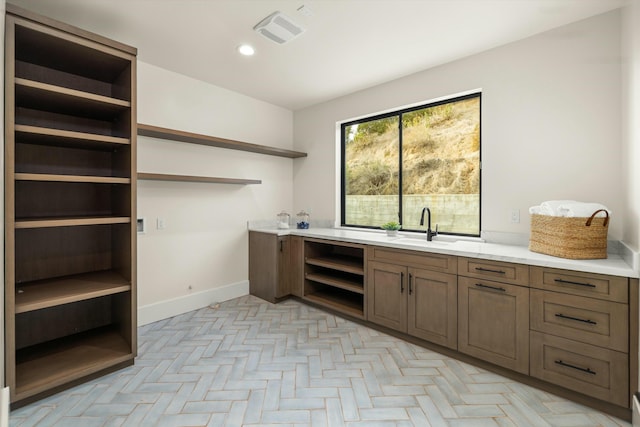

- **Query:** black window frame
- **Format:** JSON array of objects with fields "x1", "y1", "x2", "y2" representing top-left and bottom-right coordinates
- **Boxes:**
[{"x1": 340, "y1": 92, "x2": 482, "y2": 238}]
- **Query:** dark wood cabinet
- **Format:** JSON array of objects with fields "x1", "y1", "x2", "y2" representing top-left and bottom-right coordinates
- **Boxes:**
[
  {"x1": 368, "y1": 247, "x2": 457, "y2": 349},
  {"x1": 249, "y1": 231, "x2": 294, "y2": 303},
  {"x1": 458, "y1": 266, "x2": 529, "y2": 375},
  {"x1": 4, "y1": 5, "x2": 137, "y2": 405}
]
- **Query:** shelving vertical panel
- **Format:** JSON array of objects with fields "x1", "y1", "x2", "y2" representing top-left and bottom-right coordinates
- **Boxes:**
[{"x1": 4, "y1": 6, "x2": 137, "y2": 405}]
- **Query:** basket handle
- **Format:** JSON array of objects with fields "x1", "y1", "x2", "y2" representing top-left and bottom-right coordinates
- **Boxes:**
[{"x1": 585, "y1": 209, "x2": 609, "y2": 227}]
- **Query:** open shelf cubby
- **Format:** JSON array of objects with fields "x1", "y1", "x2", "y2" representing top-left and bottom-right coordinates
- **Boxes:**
[{"x1": 303, "y1": 238, "x2": 366, "y2": 319}]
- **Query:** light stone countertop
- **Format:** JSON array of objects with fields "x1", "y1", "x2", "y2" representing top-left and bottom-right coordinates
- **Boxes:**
[{"x1": 249, "y1": 226, "x2": 639, "y2": 278}]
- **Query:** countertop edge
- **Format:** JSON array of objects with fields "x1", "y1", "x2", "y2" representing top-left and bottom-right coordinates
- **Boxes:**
[{"x1": 248, "y1": 227, "x2": 639, "y2": 278}]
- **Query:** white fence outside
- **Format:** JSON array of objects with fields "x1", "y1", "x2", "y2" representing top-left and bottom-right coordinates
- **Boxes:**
[{"x1": 345, "y1": 194, "x2": 479, "y2": 234}]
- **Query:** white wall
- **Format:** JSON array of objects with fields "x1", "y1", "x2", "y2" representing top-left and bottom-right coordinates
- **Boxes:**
[
  {"x1": 622, "y1": 2, "x2": 640, "y2": 252},
  {"x1": 294, "y1": 11, "x2": 625, "y2": 242},
  {"x1": 136, "y1": 62, "x2": 295, "y2": 324}
]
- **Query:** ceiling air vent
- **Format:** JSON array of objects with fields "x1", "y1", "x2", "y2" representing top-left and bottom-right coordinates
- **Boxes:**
[{"x1": 253, "y1": 11, "x2": 305, "y2": 44}]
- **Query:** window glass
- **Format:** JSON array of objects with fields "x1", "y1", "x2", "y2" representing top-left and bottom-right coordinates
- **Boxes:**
[{"x1": 342, "y1": 93, "x2": 480, "y2": 236}]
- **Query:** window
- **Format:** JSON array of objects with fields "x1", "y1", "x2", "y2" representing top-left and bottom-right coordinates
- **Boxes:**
[{"x1": 341, "y1": 93, "x2": 481, "y2": 236}]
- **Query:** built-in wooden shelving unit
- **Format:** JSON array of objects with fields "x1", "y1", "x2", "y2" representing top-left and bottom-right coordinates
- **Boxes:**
[
  {"x1": 138, "y1": 172, "x2": 261, "y2": 185},
  {"x1": 137, "y1": 123, "x2": 307, "y2": 159},
  {"x1": 4, "y1": 4, "x2": 137, "y2": 406},
  {"x1": 303, "y1": 239, "x2": 367, "y2": 319}
]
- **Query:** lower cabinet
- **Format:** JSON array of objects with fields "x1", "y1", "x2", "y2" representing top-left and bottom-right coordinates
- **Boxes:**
[
  {"x1": 458, "y1": 276, "x2": 530, "y2": 374},
  {"x1": 367, "y1": 247, "x2": 458, "y2": 350},
  {"x1": 249, "y1": 231, "x2": 293, "y2": 303}
]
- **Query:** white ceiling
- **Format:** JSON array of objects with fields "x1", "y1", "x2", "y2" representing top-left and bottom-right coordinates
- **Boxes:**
[{"x1": 9, "y1": 0, "x2": 627, "y2": 110}]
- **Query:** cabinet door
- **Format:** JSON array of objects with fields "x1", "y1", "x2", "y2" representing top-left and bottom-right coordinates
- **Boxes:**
[
  {"x1": 367, "y1": 261, "x2": 407, "y2": 332},
  {"x1": 249, "y1": 231, "x2": 278, "y2": 303},
  {"x1": 289, "y1": 236, "x2": 304, "y2": 297},
  {"x1": 408, "y1": 268, "x2": 457, "y2": 349},
  {"x1": 458, "y1": 276, "x2": 529, "y2": 374},
  {"x1": 276, "y1": 236, "x2": 291, "y2": 298}
]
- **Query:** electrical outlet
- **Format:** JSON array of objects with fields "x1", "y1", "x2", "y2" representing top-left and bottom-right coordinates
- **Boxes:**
[
  {"x1": 157, "y1": 217, "x2": 166, "y2": 230},
  {"x1": 510, "y1": 209, "x2": 520, "y2": 223}
]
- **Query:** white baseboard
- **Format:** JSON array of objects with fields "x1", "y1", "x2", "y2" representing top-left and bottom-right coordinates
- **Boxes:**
[
  {"x1": 633, "y1": 393, "x2": 640, "y2": 427},
  {"x1": 137, "y1": 280, "x2": 249, "y2": 326}
]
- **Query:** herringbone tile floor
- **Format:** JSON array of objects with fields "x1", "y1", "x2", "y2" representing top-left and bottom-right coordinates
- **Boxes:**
[{"x1": 9, "y1": 295, "x2": 631, "y2": 426}]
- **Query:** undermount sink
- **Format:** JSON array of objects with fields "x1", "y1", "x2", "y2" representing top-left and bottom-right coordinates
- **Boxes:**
[{"x1": 393, "y1": 237, "x2": 456, "y2": 246}]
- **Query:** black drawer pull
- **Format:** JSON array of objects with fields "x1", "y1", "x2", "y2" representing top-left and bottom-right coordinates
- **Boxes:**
[
  {"x1": 400, "y1": 272, "x2": 404, "y2": 293},
  {"x1": 474, "y1": 283, "x2": 506, "y2": 292},
  {"x1": 554, "y1": 313, "x2": 597, "y2": 325},
  {"x1": 554, "y1": 278, "x2": 596, "y2": 288},
  {"x1": 555, "y1": 359, "x2": 596, "y2": 375},
  {"x1": 475, "y1": 267, "x2": 506, "y2": 275}
]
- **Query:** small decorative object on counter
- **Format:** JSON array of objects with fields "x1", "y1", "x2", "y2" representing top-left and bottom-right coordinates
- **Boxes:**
[
  {"x1": 277, "y1": 211, "x2": 290, "y2": 229},
  {"x1": 296, "y1": 210, "x2": 310, "y2": 229},
  {"x1": 381, "y1": 221, "x2": 401, "y2": 236}
]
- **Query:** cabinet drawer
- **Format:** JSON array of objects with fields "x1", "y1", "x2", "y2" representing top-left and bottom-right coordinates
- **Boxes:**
[
  {"x1": 458, "y1": 257, "x2": 529, "y2": 286},
  {"x1": 369, "y1": 246, "x2": 456, "y2": 274},
  {"x1": 530, "y1": 331, "x2": 628, "y2": 407},
  {"x1": 530, "y1": 290, "x2": 628, "y2": 352},
  {"x1": 530, "y1": 266, "x2": 627, "y2": 303}
]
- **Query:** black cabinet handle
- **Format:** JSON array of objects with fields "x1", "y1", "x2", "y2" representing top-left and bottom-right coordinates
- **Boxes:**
[
  {"x1": 400, "y1": 272, "x2": 404, "y2": 293},
  {"x1": 475, "y1": 267, "x2": 506, "y2": 275},
  {"x1": 555, "y1": 359, "x2": 596, "y2": 375},
  {"x1": 474, "y1": 283, "x2": 506, "y2": 292},
  {"x1": 554, "y1": 278, "x2": 596, "y2": 288},
  {"x1": 409, "y1": 273, "x2": 413, "y2": 295},
  {"x1": 555, "y1": 313, "x2": 597, "y2": 325},
  {"x1": 280, "y1": 241, "x2": 283, "y2": 252}
]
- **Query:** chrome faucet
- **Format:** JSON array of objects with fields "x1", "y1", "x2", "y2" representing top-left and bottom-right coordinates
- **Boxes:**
[{"x1": 420, "y1": 207, "x2": 438, "y2": 241}]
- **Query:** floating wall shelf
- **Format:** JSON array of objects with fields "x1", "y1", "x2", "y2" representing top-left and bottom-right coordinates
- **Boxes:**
[
  {"x1": 138, "y1": 172, "x2": 261, "y2": 185},
  {"x1": 137, "y1": 123, "x2": 307, "y2": 159}
]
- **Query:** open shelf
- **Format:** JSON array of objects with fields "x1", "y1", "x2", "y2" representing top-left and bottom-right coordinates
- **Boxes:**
[
  {"x1": 15, "y1": 216, "x2": 131, "y2": 229},
  {"x1": 15, "y1": 125, "x2": 130, "y2": 148},
  {"x1": 15, "y1": 78, "x2": 130, "y2": 119},
  {"x1": 16, "y1": 173, "x2": 130, "y2": 184},
  {"x1": 15, "y1": 327, "x2": 132, "y2": 400},
  {"x1": 304, "y1": 288, "x2": 365, "y2": 319},
  {"x1": 138, "y1": 172, "x2": 261, "y2": 185},
  {"x1": 138, "y1": 123, "x2": 307, "y2": 159},
  {"x1": 303, "y1": 239, "x2": 366, "y2": 319},
  {"x1": 305, "y1": 272, "x2": 364, "y2": 294},
  {"x1": 16, "y1": 270, "x2": 130, "y2": 313},
  {"x1": 305, "y1": 256, "x2": 365, "y2": 275}
]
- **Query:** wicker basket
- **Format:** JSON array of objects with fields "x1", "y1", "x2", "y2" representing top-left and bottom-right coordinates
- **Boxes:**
[{"x1": 529, "y1": 209, "x2": 609, "y2": 259}]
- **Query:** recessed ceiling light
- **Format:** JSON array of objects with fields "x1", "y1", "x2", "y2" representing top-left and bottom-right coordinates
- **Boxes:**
[{"x1": 237, "y1": 44, "x2": 255, "y2": 56}]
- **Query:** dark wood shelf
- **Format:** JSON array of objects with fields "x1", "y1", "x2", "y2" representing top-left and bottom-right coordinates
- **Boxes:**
[
  {"x1": 305, "y1": 256, "x2": 365, "y2": 275},
  {"x1": 15, "y1": 328, "x2": 133, "y2": 401},
  {"x1": 16, "y1": 270, "x2": 131, "y2": 313},
  {"x1": 15, "y1": 78, "x2": 130, "y2": 120},
  {"x1": 138, "y1": 172, "x2": 261, "y2": 185},
  {"x1": 304, "y1": 290, "x2": 365, "y2": 319},
  {"x1": 15, "y1": 124, "x2": 130, "y2": 149},
  {"x1": 305, "y1": 273, "x2": 364, "y2": 294},
  {"x1": 16, "y1": 173, "x2": 130, "y2": 184},
  {"x1": 138, "y1": 123, "x2": 307, "y2": 159},
  {"x1": 15, "y1": 216, "x2": 131, "y2": 229}
]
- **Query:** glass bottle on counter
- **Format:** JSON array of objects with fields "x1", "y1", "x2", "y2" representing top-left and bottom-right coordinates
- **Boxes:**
[{"x1": 296, "y1": 210, "x2": 310, "y2": 229}]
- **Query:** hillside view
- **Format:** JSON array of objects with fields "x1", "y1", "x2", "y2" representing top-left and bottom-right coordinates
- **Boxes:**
[{"x1": 345, "y1": 97, "x2": 480, "y2": 196}]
